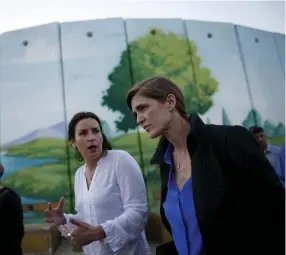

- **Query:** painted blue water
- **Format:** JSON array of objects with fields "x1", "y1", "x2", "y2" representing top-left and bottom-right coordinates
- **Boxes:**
[
  {"x1": 21, "y1": 196, "x2": 48, "y2": 205},
  {"x1": 0, "y1": 152, "x2": 58, "y2": 204}
]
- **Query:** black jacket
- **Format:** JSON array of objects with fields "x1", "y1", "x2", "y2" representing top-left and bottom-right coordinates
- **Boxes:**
[
  {"x1": 0, "y1": 187, "x2": 24, "y2": 255},
  {"x1": 152, "y1": 114, "x2": 285, "y2": 255}
]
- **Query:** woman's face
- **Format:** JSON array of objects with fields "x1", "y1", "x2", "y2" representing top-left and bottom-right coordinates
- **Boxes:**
[
  {"x1": 131, "y1": 94, "x2": 174, "y2": 139},
  {"x1": 72, "y1": 118, "x2": 103, "y2": 161}
]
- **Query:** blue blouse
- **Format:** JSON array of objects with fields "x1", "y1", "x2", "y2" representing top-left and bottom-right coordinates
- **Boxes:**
[{"x1": 163, "y1": 144, "x2": 203, "y2": 255}]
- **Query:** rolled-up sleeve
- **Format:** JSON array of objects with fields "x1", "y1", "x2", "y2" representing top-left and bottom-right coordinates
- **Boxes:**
[{"x1": 100, "y1": 151, "x2": 148, "y2": 252}]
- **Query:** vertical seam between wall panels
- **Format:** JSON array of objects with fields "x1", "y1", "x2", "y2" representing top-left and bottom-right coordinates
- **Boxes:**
[
  {"x1": 273, "y1": 34, "x2": 285, "y2": 78},
  {"x1": 58, "y1": 23, "x2": 74, "y2": 212},
  {"x1": 234, "y1": 25, "x2": 257, "y2": 125},
  {"x1": 182, "y1": 20, "x2": 197, "y2": 85},
  {"x1": 123, "y1": 19, "x2": 148, "y2": 200}
]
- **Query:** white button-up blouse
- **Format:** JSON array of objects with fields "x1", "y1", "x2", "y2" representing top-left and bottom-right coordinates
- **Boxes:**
[{"x1": 59, "y1": 150, "x2": 150, "y2": 255}]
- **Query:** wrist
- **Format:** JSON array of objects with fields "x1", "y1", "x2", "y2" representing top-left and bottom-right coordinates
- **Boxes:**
[
  {"x1": 98, "y1": 225, "x2": 106, "y2": 239},
  {"x1": 61, "y1": 217, "x2": 67, "y2": 225},
  {"x1": 90, "y1": 226, "x2": 106, "y2": 241},
  {"x1": 60, "y1": 215, "x2": 67, "y2": 225}
]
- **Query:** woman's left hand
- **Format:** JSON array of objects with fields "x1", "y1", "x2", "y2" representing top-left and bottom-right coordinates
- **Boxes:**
[{"x1": 69, "y1": 218, "x2": 106, "y2": 247}]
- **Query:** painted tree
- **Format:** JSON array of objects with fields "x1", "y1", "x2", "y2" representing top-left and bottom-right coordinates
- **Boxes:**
[
  {"x1": 102, "y1": 28, "x2": 219, "y2": 132},
  {"x1": 263, "y1": 120, "x2": 276, "y2": 137},
  {"x1": 222, "y1": 107, "x2": 232, "y2": 126},
  {"x1": 273, "y1": 123, "x2": 285, "y2": 137},
  {"x1": 242, "y1": 109, "x2": 263, "y2": 129}
]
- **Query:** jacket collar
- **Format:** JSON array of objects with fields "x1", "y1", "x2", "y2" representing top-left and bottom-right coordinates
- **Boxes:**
[{"x1": 150, "y1": 113, "x2": 206, "y2": 165}]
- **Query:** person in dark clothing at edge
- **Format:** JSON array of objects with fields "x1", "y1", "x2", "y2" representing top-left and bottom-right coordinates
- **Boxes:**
[
  {"x1": 0, "y1": 163, "x2": 24, "y2": 255},
  {"x1": 127, "y1": 76, "x2": 285, "y2": 255}
]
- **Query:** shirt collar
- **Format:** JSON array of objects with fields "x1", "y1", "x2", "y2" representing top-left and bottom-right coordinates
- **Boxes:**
[
  {"x1": 265, "y1": 144, "x2": 273, "y2": 153},
  {"x1": 83, "y1": 150, "x2": 108, "y2": 173},
  {"x1": 164, "y1": 144, "x2": 173, "y2": 165}
]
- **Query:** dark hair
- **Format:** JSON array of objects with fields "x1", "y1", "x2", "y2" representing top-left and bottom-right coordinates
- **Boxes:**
[
  {"x1": 0, "y1": 164, "x2": 3, "y2": 179},
  {"x1": 249, "y1": 126, "x2": 264, "y2": 134},
  {"x1": 126, "y1": 76, "x2": 188, "y2": 120},
  {"x1": 68, "y1": 112, "x2": 112, "y2": 161}
]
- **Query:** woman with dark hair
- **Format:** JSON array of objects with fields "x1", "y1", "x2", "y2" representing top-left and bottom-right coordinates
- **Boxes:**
[
  {"x1": 0, "y1": 163, "x2": 24, "y2": 255},
  {"x1": 44, "y1": 112, "x2": 150, "y2": 255},
  {"x1": 127, "y1": 76, "x2": 285, "y2": 255}
]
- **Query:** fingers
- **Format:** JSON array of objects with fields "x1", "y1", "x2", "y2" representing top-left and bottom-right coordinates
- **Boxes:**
[
  {"x1": 70, "y1": 218, "x2": 91, "y2": 229},
  {"x1": 44, "y1": 203, "x2": 52, "y2": 213},
  {"x1": 45, "y1": 197, "x2": 64, "y2": 212},
  {"x1": 56, "y1": 197, "x2": 65, "y2": 211}
]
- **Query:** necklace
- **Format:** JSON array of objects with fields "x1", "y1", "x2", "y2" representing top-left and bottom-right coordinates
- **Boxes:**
[{"x1": 173, "y1": 149, "x2": 188, "y2": 170}]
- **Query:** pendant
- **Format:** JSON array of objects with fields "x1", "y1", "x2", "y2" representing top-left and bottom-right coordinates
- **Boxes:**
[{"x1": 177, "y1": 164, "x2": 181, "y2": 169}]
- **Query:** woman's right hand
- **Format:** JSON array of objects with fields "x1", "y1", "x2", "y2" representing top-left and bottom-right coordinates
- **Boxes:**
[{"x1": 44, "y1": 197, "x2": 66, "y2": 225}]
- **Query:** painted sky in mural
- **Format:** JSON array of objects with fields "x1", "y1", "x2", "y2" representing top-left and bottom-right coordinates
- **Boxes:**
[{"x1": 0, "y1": 20, "x2": 125, "y2": 144}]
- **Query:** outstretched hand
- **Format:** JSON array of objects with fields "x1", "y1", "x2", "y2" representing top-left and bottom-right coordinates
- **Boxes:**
[{"x1": 44, "y1": 197, "x2": 66, "y2": 225}]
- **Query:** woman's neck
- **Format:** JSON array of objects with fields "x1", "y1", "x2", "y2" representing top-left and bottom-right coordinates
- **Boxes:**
[
  {"x1": 85, "y1": 153, "x2": 103, "y2": 173},
  {"x1": 164, "y1": 114, "x2": 190, "y2": 150},
  {"x1": 86, "y1": 161, "x2": 98, "y2": 173}
]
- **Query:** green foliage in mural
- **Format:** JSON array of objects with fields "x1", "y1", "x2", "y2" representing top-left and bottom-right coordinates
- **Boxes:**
[
  {"x1": 222, "y1": 107, "x2": 232, "y2": 126},
  {"x1": 268, "y1": 136, "x2": 285, "y2": 146},
  {"x1": 264, "y1": 120, "x2": 276, "y2": 137},
  {"x1": 1, "y1": 133, "x2": 159, "y2": 202},
  {"x1": 102, "y1": 28, "x2": 219, "y2": 132},
  {"x1": 3, "y1": 161, "x2": 79, "y2": 201},
  {"x1": 2, "y1": 138, "x2": 71, "y2": 159},
  {"x1": 273, "y1": 123, "x2": 285, "y2": 137},
  {"x1": 241, "y1": 109, "x2": 285, "y2": 143},
  {"x1": 242, "y1": 108, "x2": 263, "y2": 128}
]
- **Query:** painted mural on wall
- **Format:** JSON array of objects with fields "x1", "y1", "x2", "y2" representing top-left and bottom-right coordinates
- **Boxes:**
[{"x1": 0, "y1": 18, "x2": 284, "y2": 224}]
